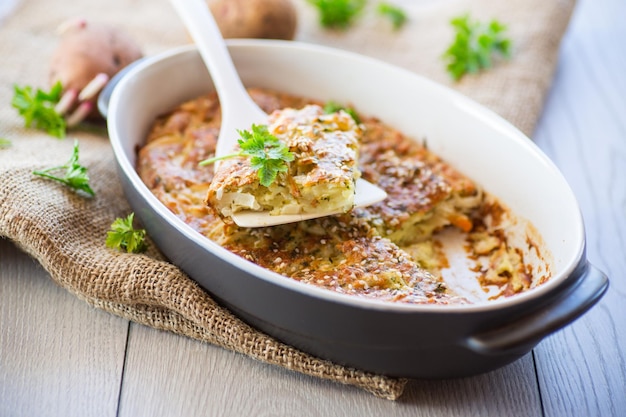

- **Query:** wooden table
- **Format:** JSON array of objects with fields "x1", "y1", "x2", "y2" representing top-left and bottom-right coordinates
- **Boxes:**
[{"x1": 1, "y1": 0, "x2": 624, "y2": 415}]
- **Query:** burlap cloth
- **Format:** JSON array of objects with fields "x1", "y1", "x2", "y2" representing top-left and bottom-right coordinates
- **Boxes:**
[{"x1": 0, "y1": 0, "x2": 574, "y2": 400}]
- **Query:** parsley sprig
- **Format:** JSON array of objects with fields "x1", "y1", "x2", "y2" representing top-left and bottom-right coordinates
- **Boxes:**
[
  {"x1": 307, "y1": 0, "x2": 367, "y2": 29},
  {"x1": 12, "y1": 82, "x2": 66, "y2": 138},
  {"x1": 323, "y1": 101, "x2": 361, "y2": 124},
  {"x1": 0, "y1": 138, "x2": 11, "y2": 148},
  {"x1": 377, "y1": 2, "x2": 407, "y2": 30},
  {"x1": 443, "y1": 14, "x2": 512, "y2": 81},
  {"x1": 106, "y1": 213, "x2": 147, "y2": 253},
  {"x1": 200, "y1": 124, "x2": 294, "y2": 187},
  {"x1": 32, "y1": 140, "x2": 95, "y2": 196}
]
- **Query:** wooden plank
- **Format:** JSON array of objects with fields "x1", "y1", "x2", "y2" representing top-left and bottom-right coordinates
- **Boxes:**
[
  {"x1": 3, "y1": 0, "x2": 624, "y2": 415},
  {"x1": 118, "y1": 322, "x2": 541, "y2": 417},
  {"x1": 0, "y1": 239, "x2": 129, "y2": 417},
  {"x1": 532, "y1": 0, "x2": 626, "y2": 415}
]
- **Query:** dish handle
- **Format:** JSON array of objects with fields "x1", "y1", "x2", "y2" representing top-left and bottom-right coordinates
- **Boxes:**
[{"x1": 465, "y1": 262, "x2": 609, "y2": 355}]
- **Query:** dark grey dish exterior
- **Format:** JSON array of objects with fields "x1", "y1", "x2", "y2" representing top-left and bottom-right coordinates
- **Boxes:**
[
  {"x1": 104, "y1": 46, "x2": 609, "y2": 379},
  {"x1": 117, "y1": 175, "x2": 607, "y2": 378}
]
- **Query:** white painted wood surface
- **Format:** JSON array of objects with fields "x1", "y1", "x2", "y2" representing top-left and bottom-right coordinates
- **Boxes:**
[
  {"x1": 0, "y1": 241, "x2": 129, "y2": 417},
  {"x1": 1, "y1": 0, "x2": 625, "y2": 415},
  {"x1": 532, "y1": 0, "x2": 626, "y2": 415}
]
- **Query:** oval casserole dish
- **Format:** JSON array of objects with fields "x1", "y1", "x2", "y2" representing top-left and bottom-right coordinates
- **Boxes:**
[{"x1": 105, "y1": 41, "x2": 608, "y2": 378}]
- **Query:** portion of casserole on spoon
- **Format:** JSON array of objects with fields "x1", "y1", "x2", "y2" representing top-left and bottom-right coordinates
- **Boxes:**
[{"x1": 205, "y1": 104, "x2": 365, "y2": 222}]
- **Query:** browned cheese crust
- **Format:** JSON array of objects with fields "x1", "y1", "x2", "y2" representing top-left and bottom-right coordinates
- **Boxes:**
[
  {"x1": 206, "y1": 105, "x2": 361, "y2": 218},
  {"x1": 137, "y1": 88, "x2": 535, "y2": 304}
]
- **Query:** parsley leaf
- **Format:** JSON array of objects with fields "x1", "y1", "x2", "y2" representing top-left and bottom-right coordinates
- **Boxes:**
[
  {"x1": 307, "y1": 0, "x2": 366, "y2": 29},
  {"x1": 0, "y1": 138, "x2": 11, "y2": 148},
  {"x1": 106, "y1": 213, "x2": 147, "y2": 253},
  {"x1": 323, "y1": 101, "x2": 361, "y2": 124},
  {"x1": 377, "y1": 2, "x2": 407, "y2": 30},
  {"x1": 12, "y1": 82, "x2": 66, "y2": 138},
  {"x1": 32, "y1": 139, "x2": 95, "y2": 196},
  {"x1": 443, "y1": 14, "x2": 512, "y2": 81},
  {"x1": 199, "y1": 124, "x2": 294, "y2": 187}
]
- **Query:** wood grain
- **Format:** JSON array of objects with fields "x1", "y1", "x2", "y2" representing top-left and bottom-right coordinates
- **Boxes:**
[
  {"x1": 1, "y1": 0, "x2": 625, "y2": 415},
  {"x1": 0, "y1": 239, "x2": 129, "y2": 417},
  {"x1": 532, "y1": 0, "x2": 626, "y2": 415},
  {"x1": 118, "y1": 323, "x2": 540, "y2": 417}
]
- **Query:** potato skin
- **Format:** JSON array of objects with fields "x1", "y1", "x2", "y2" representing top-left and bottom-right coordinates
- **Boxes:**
[
  {"x1": 208, "y1": 0, "x2": 297, "y2": 40},
  {"x1": 49, "y1": 20, "x2": 142, "y2": 117}
]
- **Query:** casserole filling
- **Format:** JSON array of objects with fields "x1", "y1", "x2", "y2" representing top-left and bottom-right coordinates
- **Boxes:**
[
  {"x1": 206, "y1": 105, "x2": 361, "y2": 219},
  {"x1": 137, "y1": 88, "x2": 552, "y2": 305}
]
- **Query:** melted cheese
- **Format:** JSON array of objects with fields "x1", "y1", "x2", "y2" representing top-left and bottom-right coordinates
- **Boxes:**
[
  {"x1": 206, "y1": 105, "x2": 361, "y2": 219},
  {"x1": 138, "y1": 88, "x2": 542, "y2": 305}
]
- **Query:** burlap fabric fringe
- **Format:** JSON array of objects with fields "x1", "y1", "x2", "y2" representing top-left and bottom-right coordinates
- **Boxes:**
[{"x1": 0, "y1": 0, "x2": 574, "y2": 400}]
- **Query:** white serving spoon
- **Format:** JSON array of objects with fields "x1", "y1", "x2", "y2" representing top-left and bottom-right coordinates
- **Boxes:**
[{"x1": 170, "y1": 0, "x2": 387, "y2": 228}]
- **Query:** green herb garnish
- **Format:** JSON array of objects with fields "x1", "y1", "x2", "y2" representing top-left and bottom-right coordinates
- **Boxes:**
[
  {"x1": 377, "y1": 2, "x2": 407, "y2": 30},
  {"x1": 307, "y1": 0, "x2": 367, "y2": 29},
  {"x1": 0, "y1": 138, "x2": 11, "y2": 148},
  {"x1": 32, "y1": 139, "x2": 95, "y2": 196},
  {"x1": 12, "y1": 82, "x2": 66, "y2": 138},
  {"x1": 106, "y1": 213, "x2": 147, "y2": 253},
  {"x1": 443, "y1": 14, "x2": 512, "y2": 81},
  {"x1": 200, "y1": 124, "x2": 294, "y2": 187},
  {"x1": 323, "y1": 101, "x2": 361, "y2": 124}
]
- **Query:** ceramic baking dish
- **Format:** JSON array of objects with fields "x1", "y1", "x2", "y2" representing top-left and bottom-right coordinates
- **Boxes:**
[{"x1": 103, "y1": 41, "x2": 608, "y2": 378}]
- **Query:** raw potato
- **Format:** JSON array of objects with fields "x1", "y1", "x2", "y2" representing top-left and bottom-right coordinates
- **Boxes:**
[
  {"x1": 49, "y1": 19, "x2": 143, "y2": 121},
  {"x1": 208, "y1": 0, "x2": 298, "y2": 40}
]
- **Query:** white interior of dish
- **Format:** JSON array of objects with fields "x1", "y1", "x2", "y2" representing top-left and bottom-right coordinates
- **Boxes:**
[{"x1": 107, "y1": 41, "x2": 585, "y2": 311}]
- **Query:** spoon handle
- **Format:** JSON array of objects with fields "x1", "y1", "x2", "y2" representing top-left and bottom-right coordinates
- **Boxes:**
[{"x1": 170, "y1": 0, "x2": 267, "y2": 157}]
